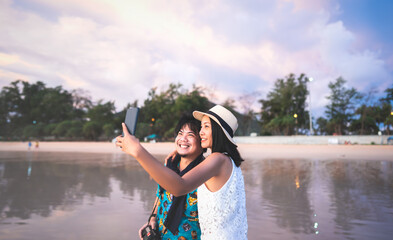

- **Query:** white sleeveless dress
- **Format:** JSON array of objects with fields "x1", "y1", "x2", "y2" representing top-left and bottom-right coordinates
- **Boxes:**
[{"x1": 197, "y1": 158, "x2": 248, "y2": 240}]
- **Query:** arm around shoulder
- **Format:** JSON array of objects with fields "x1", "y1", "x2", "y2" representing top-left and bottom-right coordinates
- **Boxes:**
[{"x1": 170, "y1": 152, "x2": 229, "y2": 196}]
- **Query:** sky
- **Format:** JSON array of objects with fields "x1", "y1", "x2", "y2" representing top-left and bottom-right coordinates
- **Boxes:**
[{"x1": 1, "y1": 0, "x2": 392, "y2": 118}]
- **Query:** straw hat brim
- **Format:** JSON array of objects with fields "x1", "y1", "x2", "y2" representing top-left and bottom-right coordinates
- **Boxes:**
[{"x1": 193, "y1": 110, "x2": 237, "y2": 146}]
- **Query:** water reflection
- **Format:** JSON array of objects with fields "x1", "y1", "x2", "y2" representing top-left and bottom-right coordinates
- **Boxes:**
[
  {"x1": 0, "y1": 155, "x2": 155, "y2": 219},
  {"x1": 260, "y1": 160, "x2": 314, "y2": 234},
  {"x1": 243, "y1": 157, "x2": 393, "y2": 240},
  {"x1": 0, "y1": 152, "x2": 392, "y2": 240},
  {"x1": 0, "y1": 151, "x2": 157, "y2": 240},
  {"x1": 326, "y1": 160, "x2": 393, "y2": 239}
]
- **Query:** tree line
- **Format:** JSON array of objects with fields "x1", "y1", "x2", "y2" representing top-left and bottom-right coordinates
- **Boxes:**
[
  {"x1": 260, "y1": 74, "x2": 393, "y2": 136},
  {"x1": 0, "y1": 75, "x2": 392, "y2": 141}
]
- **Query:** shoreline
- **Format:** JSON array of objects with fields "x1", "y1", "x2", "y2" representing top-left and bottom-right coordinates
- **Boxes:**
[{"x1": 1, "y1": 141, "x2": 392, "y2": 161}]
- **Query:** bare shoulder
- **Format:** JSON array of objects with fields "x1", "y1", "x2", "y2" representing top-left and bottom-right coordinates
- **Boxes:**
[
  {"x1": 205, "y1": 152, "x2": 230, "y2": 164},
  {"x1": 203, "y1": 152, "x2": 233, "y2": 190}
]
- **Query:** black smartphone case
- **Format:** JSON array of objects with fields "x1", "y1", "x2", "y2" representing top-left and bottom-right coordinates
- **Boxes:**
[{"x1": 124, "y1": 107, "x2": 139, "y2": 135}]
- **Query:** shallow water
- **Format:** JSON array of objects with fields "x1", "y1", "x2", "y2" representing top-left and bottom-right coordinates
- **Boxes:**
[{"x1": 0, "y1": 151, "x2": 392, "y2": 240}]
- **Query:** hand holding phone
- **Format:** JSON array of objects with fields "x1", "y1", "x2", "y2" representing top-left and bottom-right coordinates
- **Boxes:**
[{"x1": 124, "y1": 107, "x2": 139, "y2": 135}]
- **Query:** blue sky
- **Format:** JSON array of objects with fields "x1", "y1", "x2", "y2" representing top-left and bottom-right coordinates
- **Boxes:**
[
  {"x1": 0, "y1": 0, "x2": 392, "y2": 118},
  {"x1": 331, "y1": 0, "x2": 393, "y2": 59}
]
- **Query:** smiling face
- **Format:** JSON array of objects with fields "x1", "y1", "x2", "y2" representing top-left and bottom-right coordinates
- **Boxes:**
[
  {"x1": 175, "y1": 124, "x2": 202, "y2": 158},
  {"x1": 200, "y1": 115, "x2": 213, "y2": 149}
]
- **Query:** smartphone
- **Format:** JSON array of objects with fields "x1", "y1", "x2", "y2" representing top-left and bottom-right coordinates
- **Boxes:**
[{"x1": 124, "y1": 107, "x2": 139, "y2": 135}]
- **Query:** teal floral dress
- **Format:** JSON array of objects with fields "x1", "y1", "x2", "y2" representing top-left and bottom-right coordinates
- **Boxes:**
[{"x1": 155, "y1": 186, "x2": 201, "y2": 240}]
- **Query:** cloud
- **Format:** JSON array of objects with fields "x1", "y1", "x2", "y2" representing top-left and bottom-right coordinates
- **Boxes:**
[{"x1": 0, "y1": 0, "x2": 391, "y2": 116}]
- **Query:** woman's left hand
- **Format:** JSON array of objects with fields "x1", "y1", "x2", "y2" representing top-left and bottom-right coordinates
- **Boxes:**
[{"x1": 115, "y1": 123, "x2": 141, "y2": 157}]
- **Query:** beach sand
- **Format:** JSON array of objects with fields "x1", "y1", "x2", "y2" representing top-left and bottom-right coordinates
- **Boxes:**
[{"x1": 0, "y1": 141, "x2": 392, "y2": 161}]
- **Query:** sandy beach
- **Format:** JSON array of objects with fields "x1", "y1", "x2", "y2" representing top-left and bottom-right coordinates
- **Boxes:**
[{"x1": 0, "y1": 141, "x2": 392, "y2": 161}]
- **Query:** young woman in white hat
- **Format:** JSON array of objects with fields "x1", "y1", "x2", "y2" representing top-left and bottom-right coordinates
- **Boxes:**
[{"x1": 116, "y1": 105, "x2": 248, "y2": 239}]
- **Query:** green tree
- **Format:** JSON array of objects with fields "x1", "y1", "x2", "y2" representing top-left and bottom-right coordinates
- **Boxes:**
[
  {"x1": 385, "y1": 112, "x2": 393, "y2": 135},
  {"x1": 238, "y1": 92, "x2": 259, "y2": 136},
  {"x1": 379, "y1": 86, "x2": 393, "y2": 135},
  {"x1": 325, "y1": 77, "x2": 361, "y2": 135},
  {"x1": 86, "y1": 100, "x2": 115, "y2": 126},
  {"x1": 136, "y1": 122, "x2": 152, "y2": 141},
  {"x1": 103, "y1": 123, "x2": 115, "y2": 140},
  {"x1": 220, "y1": 98, "x2": 251, "y2": 136},
  {"x1": 52, "y1": 120, "x2": 74, "y2": 138},
  {"x1": 1, "y1": 80, "x2": 216, "y2": 141},
  {"x1": 0, "y1": 98, "x2": 5, "y2": 138},
  {"x1": 83, "y1": 121, "x2": 102, "y2": 140},
  {"x1": 141, "y1": 84, "x2": 181, "y2": 139},
  {"x1": 0, "y1": 80, "x2": 25, "y2": 138},
  {"x1": 259, "y1": 73, "x2": 309, "y2": 135},
  {"x1": 0, "y1": 80, "x2": 74, "y2": 138},
  {"x1": 316, "y1": 117, "x2": 328, "y2": 135},
  {"x1": 44, "y1": 123, "x2": 57, "y2": 136},
  {"x1": 18, "y1": 81, "x2": 73, "y2": 125},
  {"x1": 71, "y1": 88, "x2": 92, "y2": 120},
  {"x1": 382, "y1": 87, "x2": 393, "y2": 102},
  {"x1": 66, "y1": 121, "x2": 83, "y2": 139},
  {"x1": 351, "y1": 89, "x2": 379, "y2": 135},
  {"x1": 141, "y1": 83, "x2": 210, "y2": 140},
  {"x1": 83, "y1": 100, "x2": 116, "y2": 139},
  {"x1": 49, "y1": 120, "x2": 83, "y2": 139},
  {"x1": 350, "y1": 105, "x2": 379, "y2": 134},
  {"x1": 22, "y1": 122, "x2": 45, "y2": 140}
]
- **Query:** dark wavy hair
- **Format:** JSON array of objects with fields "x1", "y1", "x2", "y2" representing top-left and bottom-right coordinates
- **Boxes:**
[
  {"x1": 174, "y1": 114, "x2": 201, "y2": 137},
  {"x1": 210, "y1": 118, "x2": 244, "y2": 167}
]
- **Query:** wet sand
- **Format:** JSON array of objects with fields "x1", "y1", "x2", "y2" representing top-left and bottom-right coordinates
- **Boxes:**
[
  {"x1": 1, "y1": 143, "x2": 393, "y2": 239},
  {"x1": 1, "y1": 141, "x2": 392, "y2": 161}
]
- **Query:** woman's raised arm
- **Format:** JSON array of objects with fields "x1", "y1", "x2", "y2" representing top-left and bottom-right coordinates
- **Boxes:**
[{"x1": 116, "y1": 123, "x2": 224, "y2": 196}]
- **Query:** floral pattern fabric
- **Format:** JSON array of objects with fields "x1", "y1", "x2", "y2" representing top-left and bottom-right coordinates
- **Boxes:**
[{"x1": 156, "y1": 186, "x2": 201, "y2": 240}]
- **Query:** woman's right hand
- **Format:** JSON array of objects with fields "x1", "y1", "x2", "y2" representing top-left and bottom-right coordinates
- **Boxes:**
[{"x1": 116, "y1": 123, "x2": 142, "y2": 157}]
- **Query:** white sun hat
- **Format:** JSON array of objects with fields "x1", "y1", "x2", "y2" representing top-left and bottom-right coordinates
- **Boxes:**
[{"x1": 193, "y1": 105, "x2": 238, "y2": 146}]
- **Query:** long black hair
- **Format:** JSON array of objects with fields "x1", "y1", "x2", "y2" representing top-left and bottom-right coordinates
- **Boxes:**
[{"x1": 210, "y1": 118, "x2": 244, "y2": 167}]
